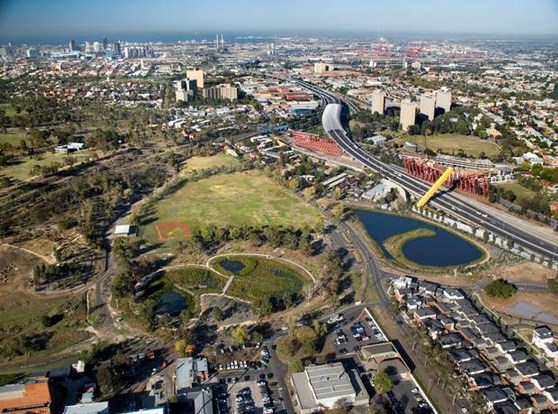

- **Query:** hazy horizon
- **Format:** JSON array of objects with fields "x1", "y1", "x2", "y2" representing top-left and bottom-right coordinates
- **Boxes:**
[{"x1": 1, "y1": 0, "x2": 557, "y2": 45}]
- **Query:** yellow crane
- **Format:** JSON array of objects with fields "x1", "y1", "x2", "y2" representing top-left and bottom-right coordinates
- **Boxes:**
[{"x1": 416, "y1": 167, "x2": 454, "y2": 208}]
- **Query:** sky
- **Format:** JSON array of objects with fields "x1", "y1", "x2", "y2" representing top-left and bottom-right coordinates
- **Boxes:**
[{"x1": 0, "y1": 0, "x2": 557, "y2": 43}]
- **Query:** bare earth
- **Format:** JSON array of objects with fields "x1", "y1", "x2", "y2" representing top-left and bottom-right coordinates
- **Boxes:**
[
  {"x1": 480, "y1": 291, "x2": 558, "y2": 325},
  {"x1": 481, "y1": 261, "x2": 555, "y2": 285}
]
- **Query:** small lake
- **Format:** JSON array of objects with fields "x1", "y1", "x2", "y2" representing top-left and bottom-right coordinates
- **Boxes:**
[
  {"x1": 158, "y1": 291, "x2": 187, "y2": 315},
  {"x1": 355, "y1": 210, "x2": 483, "y2": 267},
  {"x1": 220, "y1": 260, "x2": 246, "y2": 273}
]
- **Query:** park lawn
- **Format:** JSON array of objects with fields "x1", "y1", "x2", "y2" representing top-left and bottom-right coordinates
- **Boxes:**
[
  {"x1": 182, "y1": 153, "x2": 240, "y2": 173},
  {"x1": 146, "y1": 171, "x2": 323, "y2": 243},
  {"x1": 499, "y1": 182, "x2": 537, "y2": 201},
  {"x1": 0, "y1": 150, "x2": 94, "y2": 182},
  {"x1": 406, "y1": 134, "x2": 500, "y2": 158}
]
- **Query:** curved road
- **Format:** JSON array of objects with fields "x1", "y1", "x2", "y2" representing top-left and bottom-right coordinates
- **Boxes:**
[{"x1": 296, "y1": 80, "x2": 558, "y2": 265}]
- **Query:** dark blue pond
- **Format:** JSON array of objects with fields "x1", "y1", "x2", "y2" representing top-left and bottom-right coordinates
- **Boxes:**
[
  {"x1": 158, "y1": 291, "x2": 187, "y2": 315},
  {"x1": 220, "y1": 260, "x2": 246, "y2": 273},
  {"x1": 355, "y1": 210, "x2": 483, "y2": 267}
]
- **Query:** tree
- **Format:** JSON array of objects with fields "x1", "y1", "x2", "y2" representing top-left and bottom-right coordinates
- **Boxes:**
[
  {"x1": 374, "y1": 371, "x2": 393, "y2": 396},
  {"x1": 484, "y1": 279, "x2": 518, "y2": 299},
  {"x1": 231, "y1": 325, "x2": 250, "y2": 346},
  {"x1": 175, "y1": 339, "x2": 196, "y2": 357},
  {"x1": 332, "y1": 204, "x2": 346, "y2": 220},
  {"x1": 548, "y1": 277, "x2": 558, "y2": 296},
  {"x1": 212, "y1": 306, "x2": 224, "y2": 321},
  {"x1": 96, "y1": 366, "x2": 116, "y2": 395}
]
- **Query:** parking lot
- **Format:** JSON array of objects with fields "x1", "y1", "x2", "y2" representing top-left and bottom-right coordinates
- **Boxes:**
[
  {"x1": 388, "y1": 379, "x2": 432, "y2": 414},
  {"x1": 329, "y1": 309, "x2": 387, "y2": 356},
  {"x1": 223, "y1": 375, "x2": 283, "y2": 414},
  {"x1": 214, "y1": 344, "x2": 287, "y2": 414}
]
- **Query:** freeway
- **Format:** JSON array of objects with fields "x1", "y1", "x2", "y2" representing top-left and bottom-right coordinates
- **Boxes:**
[{"x1": 296, "y1": 80, "x2": 558, "y2": 264}]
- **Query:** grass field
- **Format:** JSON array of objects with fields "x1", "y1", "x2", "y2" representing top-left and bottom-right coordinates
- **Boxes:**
[
  {"x1": 403, "y1": 134, "x2": 500, "y2": 158},
  {"x1": 0, "y1": 104, "x2": 27, "y2": 118},
  {"x1": 182, "y1": 153, "x2": 240, "y2": 173},
  {"x1": 0, "y1": 130, "x2": 29, "y2": 147},
  {"x1": 224, "y1": 256, "x2": 311, "y2": 307},
  {"x1": 0, "y1": 151, "x2": 94, "y2": 182},
  {"x1": 163, "y1": 267, "x2": 226, "y2": 297},
  {"x1": 144, "y1": 171, "x2": 323, "y2": 243},
  {"x1": 499, "y1": 182, "x2": 536, "y2": 201}
]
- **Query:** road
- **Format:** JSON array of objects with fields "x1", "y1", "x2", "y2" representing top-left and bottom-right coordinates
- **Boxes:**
[{"x1": 295, "y1": 79, "x2": 558, "y2": 265}]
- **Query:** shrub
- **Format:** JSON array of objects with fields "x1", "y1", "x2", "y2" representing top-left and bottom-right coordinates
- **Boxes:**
[{"x1": 484, "y1": 279, "x2": 518, "y2": 299}]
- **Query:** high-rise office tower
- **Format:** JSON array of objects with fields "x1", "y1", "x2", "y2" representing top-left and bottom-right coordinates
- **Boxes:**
[
  {"x1": 371, "y1": 91, "x2": 385, "y2": 115},
  {"x1": 112, "y1": 41, "x2": 121, "y2": 57},
  {"x1": 420, "y1": 94, "x2": 436, "y2": 120},
  {"x1": 203, "y1": 84, "x2": 238, "y2": 101},
  {"x1": 400, "y1": 100, "x2": 417, "y2": 131},
  {"x1": 69, "y1": 39, "x2": 76, "y2": 52},
  {"x1": 314, "y1": 62, "x2": 330, "y2": 74},
  {"x1": 102, "y1": 37, "x2": 108, "y2": 50},
  {"x1": 186, "y1": 70, "x2": 204, "y2": 89},
  {"x1": 174, "y1": 78, "x2": 198, "y2": 102},
  {"x1": 436, "y1": 89, "x2": 452, "y2": 113}
]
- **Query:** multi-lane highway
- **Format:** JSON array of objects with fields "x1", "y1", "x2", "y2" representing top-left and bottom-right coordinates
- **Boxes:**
[{"x1": 296, "y1": 80, "x2": 558, "y2": 264}]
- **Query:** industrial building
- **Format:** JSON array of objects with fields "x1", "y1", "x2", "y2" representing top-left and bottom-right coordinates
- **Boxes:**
[
  {"x1": 291, "y1": 362, "x2": 368, "y2": 413},
  {"x1": 400, "y1": 100, "x2": 417, "y2": 131},
  {"x1": 371, "y1": 91, "x2": 385, "y2": 115},
  {"x1": 175, "y1": 357, "x2": 209, "y2": 394},
  {"x1": 0, "y1": 377, "x2": 52, "y2": 414},
  {"x1": 203, "y1": 84, "x2": 238, "y2": 101}
]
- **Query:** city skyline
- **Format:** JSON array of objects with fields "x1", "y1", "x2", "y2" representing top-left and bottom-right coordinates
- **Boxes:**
[{"x1": 1, "y1": 0, "x2": 558, "y2": 44}]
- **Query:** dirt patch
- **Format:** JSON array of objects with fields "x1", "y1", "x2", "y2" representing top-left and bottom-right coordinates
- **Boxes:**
[
  {"x1": 0, "y1": 244, "x2": 45, "y2": 287},
  {"x1": 480, "y1": 291, "x2": 558, "y2": 326},
  {"x1": 200, "y1": 294, "x2": 255, "y2": 326},
  {"x1": 480, "y1": 261, "x2": 554, "y2": 286},
  {"x1": 155, "y1": 222, "x2": 192, "y2": 241}
]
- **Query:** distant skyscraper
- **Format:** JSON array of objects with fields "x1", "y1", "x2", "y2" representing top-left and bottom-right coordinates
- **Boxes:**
[
  {"x1": 26, "y1": 48, "x2": 39, "y2": 58},
  {"x1": 220, "y1": 34, "x2": 224, "y2": 48},
  {"x1": 420, "y1": 94, "x2": 436, "y2": 121},
  {"x1": 85, "y1": 41, "x2": 91, "y2": 53},
  {"x1": 204, "y1": 84, "x2": 238, "y2": 101},
  {"x1": 69, "y1": 39, "x2": 76, "y2": 52},
  {"x1": 371, "y1": 91, "x2": 385, "y2": 115},
  {"x1": 400, "y1": 100, "x2": 417, "y2": 131},
  {"x1": 102, "y1": 37, "x2": 108, "y2": 50},
  {"x1": 314, "y1": 62, "x2": 330, "y2": 74},
  {"x1": 186, "y1": 70, "x2": 204, "y2": 89},
  {"x1": 436, "y1": 89, "x2": 452, "y2": 113},
  {"x1": 112, "y1": 41, "x2": 121, "y2": 57},
  {"x1": 174, "y1": 78, "x2": 198, "y2": 102}
]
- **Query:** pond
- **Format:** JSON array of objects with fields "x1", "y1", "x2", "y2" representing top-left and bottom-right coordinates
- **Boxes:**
[
  {"x1": 355, "y1": 210, "x2": 483, "y2": 267},
  {"x1": 158, "y1": 291, "x2": 187, "y2": 315},
  {"x1": 220, "y1": 260, "x2": 246, "y2": 273},
  {"x1": 506, "y1": 301, "x2": 558, "y2": 325}
]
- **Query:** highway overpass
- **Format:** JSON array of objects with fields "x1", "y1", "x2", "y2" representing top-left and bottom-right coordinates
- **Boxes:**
[{"x1": 296, "y1": 79, "x2": 558, "y2": 265}]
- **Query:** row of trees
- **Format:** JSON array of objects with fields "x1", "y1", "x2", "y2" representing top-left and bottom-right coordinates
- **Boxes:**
[{"x1": 191, "y1": 224, "x2": 318, "y2": 254}]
